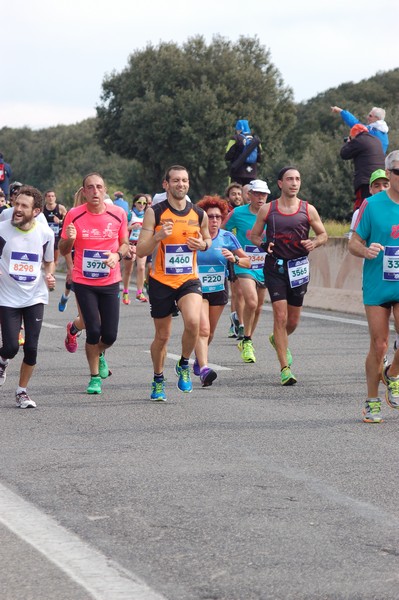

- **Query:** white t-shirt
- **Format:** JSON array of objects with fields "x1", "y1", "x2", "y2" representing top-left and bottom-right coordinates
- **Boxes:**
[{"x1": 0, "y1": 220, "x2": 54, "y2": 307}]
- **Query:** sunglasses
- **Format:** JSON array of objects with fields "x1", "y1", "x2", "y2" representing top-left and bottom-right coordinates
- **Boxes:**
[
  {"x1": 208, "y1": 214, "x2": 222, "y2": 220},
  {"x1": 135, "y1": 201, "x2": 147, "y2": 205},
  {"x1": 389, "y1": 168, "x2": 399, "y2": 177}
]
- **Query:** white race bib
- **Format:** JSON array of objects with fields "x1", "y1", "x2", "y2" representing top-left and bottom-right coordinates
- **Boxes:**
[
  {"x1": 244, "y1": 245, "x2": 266, "y2": 270},
  {"x1": 198, "y1": 265, "x2": 225, "y2": 293},
  {"x1": 165, "y1": 244, "x2": 193, "y2": 275},
  {"x1": 383, "y1": 246, "x2": 399, "y2": 281},
  {"x1": 82, "y1": 249, "x2": 110, "y2": 279},
  {"x1": 287, "y1": 256, "x2": 310, "y2": 288},
  {"x1": 9, "y1": 251, "x2": 40, "y2": 282}
]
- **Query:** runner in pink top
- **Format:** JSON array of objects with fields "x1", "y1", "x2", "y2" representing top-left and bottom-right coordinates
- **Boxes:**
[{"x1": 59, "y1": 173, "x2": 129, "y2": 395}]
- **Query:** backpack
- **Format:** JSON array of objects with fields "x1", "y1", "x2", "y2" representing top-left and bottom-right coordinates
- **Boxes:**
[
  {"x1": 0, "y1": 163, "x2": 5, "y2": 183},
  {"x1": 239, "y1": 133, "x2": 258, "y2": 164}
]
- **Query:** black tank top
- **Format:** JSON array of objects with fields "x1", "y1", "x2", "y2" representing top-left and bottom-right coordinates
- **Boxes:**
[{"x1": 265, "y1": 200, "x2": 310, "y2": 260}]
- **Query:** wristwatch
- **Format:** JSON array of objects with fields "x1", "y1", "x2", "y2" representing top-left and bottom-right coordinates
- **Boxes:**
[
  {"x1": 117, "y1": 251, "x2": 123, "y2": 262},
  {"x1": 234, "y1": 255, "x2": 240, "y2": 265}
]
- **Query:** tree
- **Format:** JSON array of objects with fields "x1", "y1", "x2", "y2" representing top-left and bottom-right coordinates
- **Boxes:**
[{"x1": 96, "y1": 35, "x2": 296, "y2": 198}]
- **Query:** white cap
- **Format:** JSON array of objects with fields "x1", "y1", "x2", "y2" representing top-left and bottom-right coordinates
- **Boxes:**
[{"x1": 249, "y1": 179, "x2": 270, "y2": 194}]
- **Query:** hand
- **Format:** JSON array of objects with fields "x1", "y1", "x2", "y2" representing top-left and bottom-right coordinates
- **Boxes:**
[
  {"x1": 365, "y1": 242, "x2": 384, "y2": 260},
  {"x1": 331, "y1": 106, "x2": 343, "y2": 114},
  {"x1": 221, "y1": 248, "x2": 234, "y2": 262},
  {"x1": 155, "y1": 220, "x2": 173, "y2": 241},
  {"x1": 65, "y1": 223, "x2": 77, "y2": 240},
  {"x1": 186, "y1": 233, "x2": 205, "y2": 252},
  {"x1": 301, "y1": 238, "x2": 317, "y2": 252},
  {"x1": 103, "y1": 250, "x2": 119, "y2": 269},
  {"x1": 46, "y1": 273, "x2": 56, "y2": 290}
]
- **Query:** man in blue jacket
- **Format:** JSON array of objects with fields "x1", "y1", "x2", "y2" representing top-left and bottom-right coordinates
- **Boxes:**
[{"x1": 331, "y1": 105, "x2": 389, "y2": 153}]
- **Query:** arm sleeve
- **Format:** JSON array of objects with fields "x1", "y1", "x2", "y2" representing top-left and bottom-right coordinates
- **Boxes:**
[{"x1": 340, "y1": 110, "x2": 360, "y2": 128}]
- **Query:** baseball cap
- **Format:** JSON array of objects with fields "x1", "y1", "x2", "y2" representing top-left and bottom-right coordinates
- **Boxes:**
[
  {"x1": 249, "y1": 179, "x2": 270, "y2": 194},
  {"x1": 369, "y1": 169, "x2": 388, "y2": 186},
  {"x1": 350, "y1": 124, "x2": 368, "y2": 138}
]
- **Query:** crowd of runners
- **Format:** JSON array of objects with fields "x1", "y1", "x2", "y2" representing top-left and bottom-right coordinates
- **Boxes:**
[{"x1": 1, "y1": 145, "x2": 399, "y2": 424}]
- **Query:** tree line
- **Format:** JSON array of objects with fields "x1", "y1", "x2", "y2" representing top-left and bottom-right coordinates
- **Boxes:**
[{"x1": 1, "y1": 36, "x2": 398, "y2": 220}]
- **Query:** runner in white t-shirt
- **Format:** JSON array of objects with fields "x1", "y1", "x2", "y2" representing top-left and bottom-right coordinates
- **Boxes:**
[{"x1": 0, "y1": 186, "x2": 55, "y2": 408}]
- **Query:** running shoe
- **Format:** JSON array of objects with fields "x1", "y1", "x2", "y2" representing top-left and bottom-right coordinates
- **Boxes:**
[
  {"x1": 15, "y1": 391, "x2": 36, "y2": 409},
  {"x1": 151, "y1": 379, "x2": 167, "y2": 401},
  {"x1": 175, "y1": 363, "x2": 193, "y2": 392},
  {"x1": 87, "y1": 376, "x2": 102, "y2": 395},
  {"x1": 193, "y1": 357, "x2": 201, "y2": 376},
  {"x1": 280, "y1": 366, "x2": 297, "y2": 386},
  {"x1": 239, "y1": 339, "x2": 256, "y2": 363},
  {"x1": 200, "y1": 367, "x2": 217, "y2": 387},
  {"x1": 99, "y1": 353, "x2": 112, "y2": 379},
  {"x1": 237, "y1": 325, "x2": 245, "y2": 340},
  {"x1": 136, "y1": 292, "x2": 148, "y2": 303},
  {"x1": 58, "y1": 294, "x2": 69, "y2": 312},
  {"x1": 65, "y1": 322, "x2": 79, "y2": 353},
  {"x1": 269, "y1": 333, "x2": 292, "y2": 367},
  {"x1": 18, "y1": 330, "x2": 25, "y2": 346},
  {"x1": 0, "y1": 360, "x2": 9, "y2": 386},
  {"x1": 363, "y1": 399, "x2": 383, "y2": 423},
  {"x1": 122, "y1": 292, "x2": 130, "y2": 305},
  {"x1": 381, "y1": 364, "x2": 399, "y2": 408},
  {"x1": 228, "y1": 325, "x2": 237, "y2": 338}
]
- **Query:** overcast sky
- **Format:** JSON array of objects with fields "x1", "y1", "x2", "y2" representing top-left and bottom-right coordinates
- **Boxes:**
[{"x1": 2, "y1": 0, "x2": 397, "y2": 130}]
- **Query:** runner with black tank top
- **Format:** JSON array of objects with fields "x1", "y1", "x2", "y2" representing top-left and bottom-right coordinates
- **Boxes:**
[
  {"x1": 43, "y1": 191, "x2": 67, "y2": 267},
  {"x1": 251, "y1": 166, "x2": 327, "y2": 386}
]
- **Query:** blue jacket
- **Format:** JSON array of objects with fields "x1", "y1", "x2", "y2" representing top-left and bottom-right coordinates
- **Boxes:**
[{"x1": 341, "y1": 110, "x2": 389, "y2": 153}]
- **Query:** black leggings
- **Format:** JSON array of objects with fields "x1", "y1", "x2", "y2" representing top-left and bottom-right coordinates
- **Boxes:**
[
  {"x1": 0, "y1": 303, "x2": 44, "y2": 365},
  {"x1": 73, "y1": 282, "x2": 120, "y2": 346}
]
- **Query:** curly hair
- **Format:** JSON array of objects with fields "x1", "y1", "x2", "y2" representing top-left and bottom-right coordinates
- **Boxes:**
[
  {"x1": 16, "y1": 185, "x2": 43, "y2": 211},
  {"x1": 197, "y1": 195, "x2": 228, "y2": 220}
]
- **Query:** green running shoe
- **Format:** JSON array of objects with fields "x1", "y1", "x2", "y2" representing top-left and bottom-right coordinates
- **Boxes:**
[
  {"x1": 87, "y1": 376, "x2": 102, "y2": 394},
  {"x1": 99, "y1": 353, "x2": 112, "y2": 379},
  {"x1": 363, "y1": 399, "x2": 382, "y2": 423},
  {"x1": 381, "y1": 365, "x2": 399, "y2": 408},
  {"x1": 269, "y1": 333, "x2": 292, "y2": 367},
  {"x1": 151, "y1": 379, "x2": 167, "y2": 401},
  {"x1": 240, "y1": 339, "x2": 256, "y2": 363},
  {"x1": 175, "y1": 363, "x2": 193, "y2": 392},
  {"x1": 280, "y1": 366, "x2": 297, "y2": 386}
]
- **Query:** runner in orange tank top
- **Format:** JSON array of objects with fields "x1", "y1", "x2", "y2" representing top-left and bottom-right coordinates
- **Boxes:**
[{"x1": 137, "y1": 165, "x2": 211, "y2": 401}]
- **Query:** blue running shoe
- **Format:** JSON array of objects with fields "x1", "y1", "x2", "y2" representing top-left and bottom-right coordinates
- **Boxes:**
[
  {"x1": 151, "y1": 379, "x2": 167, "y2": 402},
  {"x1": 175, "y1": 363, "x2": 193, "y2": 393},
  {"x1": 58, "y1": 294, "x2": 69, "y2": 312}
]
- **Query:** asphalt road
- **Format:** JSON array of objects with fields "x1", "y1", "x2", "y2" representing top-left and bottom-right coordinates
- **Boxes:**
[{"x1": 1, "y1": 283, "x2": 399, "y2": 600}]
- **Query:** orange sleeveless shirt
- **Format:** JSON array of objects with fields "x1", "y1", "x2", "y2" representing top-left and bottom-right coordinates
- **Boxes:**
[{"x1": 150, "y1": 200, "x2": 204, "y2": 289}]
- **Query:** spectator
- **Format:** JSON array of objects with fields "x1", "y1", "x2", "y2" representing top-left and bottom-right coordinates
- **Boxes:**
[
  {"x1": 331, "y1": 105, "x2": 389, "y2": 153},
  {"x1": 340, "y1": 124, "x2": 385, "y2": 212},
  {"x1": 0, "y1": 154, "x2": 12, "y2": 200},
  {"x1": 225, "y1": 119, "x2": 262, "y2": 186},
  {"x1": 113, "y1": 191, "x2": 129, "y2": 214}
]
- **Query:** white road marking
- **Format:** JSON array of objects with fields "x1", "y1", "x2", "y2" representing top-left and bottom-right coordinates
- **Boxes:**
[{"x1": 0, "y1": 482, "x2": 167, "y2": 600}]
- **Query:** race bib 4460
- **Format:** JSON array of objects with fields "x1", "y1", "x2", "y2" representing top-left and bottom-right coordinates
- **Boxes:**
[{"x1": 164, "y1": 244, "x2": 193, "y2": 275}]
